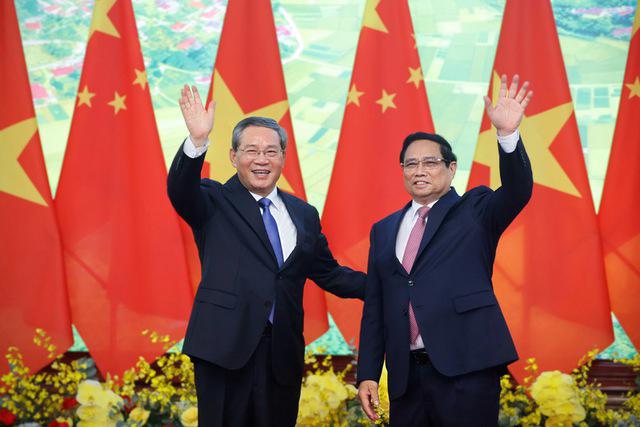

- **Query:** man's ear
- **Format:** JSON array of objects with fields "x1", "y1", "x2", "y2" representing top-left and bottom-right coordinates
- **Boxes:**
[
  {"x1": 229, "y1": 148, "x2": 238, "y2": 168},
  {"x1": 449, "y1": 161, "x2": 457, "y2": 178}
]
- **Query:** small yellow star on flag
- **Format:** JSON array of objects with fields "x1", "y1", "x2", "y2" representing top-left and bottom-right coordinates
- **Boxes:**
[
  {"x1": 406, "y1": 67, "x2": 423, "y2": 88},
  {"x1": 625, "y1": 76, "x2": 640, "y2": 99},
  {"x1": 133, "y1": 69, "x2": 148, "y2": 90},
  {"x1": 108, "y1": 91, "x2": 127, "y2": 114},
  {"x1": 77, "y1": 85, "x2": 96, "y2": 107},
  {"x1": 375, "y1": 89, "x2": 397, "y2": 113},
  {"x1": 89, "y1": 0, "x2": 120, "y2": 39},
  {"x1": 347, "y1": 84, "x2": 365, "y2": 106}
]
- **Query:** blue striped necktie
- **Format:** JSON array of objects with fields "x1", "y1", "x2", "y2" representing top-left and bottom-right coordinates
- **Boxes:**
[{"x1": 258, "y1": 197, "x2": 284, "y2": 323}]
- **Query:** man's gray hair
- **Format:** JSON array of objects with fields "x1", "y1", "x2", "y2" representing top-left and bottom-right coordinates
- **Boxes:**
[{"x1": 231, "y1": 116, "x2": 288, "y2": 151}]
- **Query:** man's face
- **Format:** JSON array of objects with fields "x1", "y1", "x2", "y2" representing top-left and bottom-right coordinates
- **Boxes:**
[
  {"x1": 402, "y1": 139, "x2": 456, "y2": 205},
  {"x1": 229, "y1": 126, "x2": 285, "y2": 196}
]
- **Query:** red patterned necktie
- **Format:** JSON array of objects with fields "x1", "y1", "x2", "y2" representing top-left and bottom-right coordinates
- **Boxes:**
[{"x1": 401, "y1": 206, "x2": 430, "y2": 344}]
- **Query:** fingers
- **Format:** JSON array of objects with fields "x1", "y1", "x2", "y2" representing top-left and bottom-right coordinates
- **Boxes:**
[
  {"x1": 498, "y1": 74, "x2": 508, "y2": 99},
  {"x1": 521, "y1": 90, "x2": 534, "y2": 109},
  {"x1": 507, "y1": 74, "x2": 519, "y2": 98},
  {"x1": 192, "y1": 85, "x2": 203, "y2": 109},
  {"x1": 358, "y1": 382, "x2": 380, "y2": 421},
  {"x1": 483, "y1": 95, "x2": 493, "y2": 113},
  {"x1": 514, "y1": 80, "x2": 529, "y2": 103}
]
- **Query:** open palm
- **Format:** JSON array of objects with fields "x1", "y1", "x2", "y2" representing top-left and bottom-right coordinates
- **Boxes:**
[
  {"x1": 179, "y1": 84, "x2": 216, "y2": 146},
  {"x1": 484, "y1": 74, "x2": 533, "y2": 136}
]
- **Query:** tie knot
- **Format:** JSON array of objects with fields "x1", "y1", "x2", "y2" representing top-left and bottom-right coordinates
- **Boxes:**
[
  {"x1": 417, "y1": 206, "x2": 430, "y2": 219},
  {"x1": 258, "y1": 198, "x2": 272, "y2": 209}
]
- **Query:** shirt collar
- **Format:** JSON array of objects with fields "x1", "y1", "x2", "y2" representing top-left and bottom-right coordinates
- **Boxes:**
[
  {"x1": 409, "y1": 199, "x2": 437, "y2": 218},
  {"x1": 250, "y1": 187, "x2": 283, "y2": 211}
]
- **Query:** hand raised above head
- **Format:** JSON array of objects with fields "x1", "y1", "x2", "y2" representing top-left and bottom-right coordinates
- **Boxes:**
[
  {"x1": 178, "y1": 84, "x2": 216, "y2": 147},
  {"x1": 483, "y1": 74, "x2": 533, "y2": 136}
]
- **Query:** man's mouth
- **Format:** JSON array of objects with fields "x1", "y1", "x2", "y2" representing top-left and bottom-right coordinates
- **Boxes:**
[
  {"x1": 413, "y1": 180, "x2": 430, "y2": 186},
  {"x1": 252, "y1": 169, "x2": 271, "y2": 176}
]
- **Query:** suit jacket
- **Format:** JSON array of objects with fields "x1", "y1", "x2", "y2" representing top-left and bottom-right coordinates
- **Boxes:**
[
  {"x1": 168, "y1": 144, "x2": 365, "y2": 385},
  {"x1": 357, "y1": 139, "x2": 533, "y2": 400}
]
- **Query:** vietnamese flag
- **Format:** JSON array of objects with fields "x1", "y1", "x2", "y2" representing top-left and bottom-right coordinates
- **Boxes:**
[
  {"x1": 204, "y1": 0, "x2": 329, "y2": 342},
  {"x1": 0, "y1": 0, "x2": 73, "y2": 373},
  {"x1": 54, "y1": 0, "x2": 193, "y2": 376},
  {"x1": 321, "y1": 0, "x2": 435, "y2": 346},
  {"x1": 598, "y1": 3, "x2": 640, "y2": 350},
  {"x1": 468, "y1": 0, "x2": 613, "y2": 380}
]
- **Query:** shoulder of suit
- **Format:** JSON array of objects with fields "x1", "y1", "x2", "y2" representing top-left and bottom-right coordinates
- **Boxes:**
[
  {"x1": 374, "y1": 207, "x2": 406, "y2": 229},
  {"x1": 200, "y1": 178, "x2": 223, "y2": 192},
  {"x1": 459, "y1": 185, "x2": 493, "y2": 203}
]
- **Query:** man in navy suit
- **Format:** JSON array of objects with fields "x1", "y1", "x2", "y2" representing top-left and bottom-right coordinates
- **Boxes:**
[
  {"x1": 168, "y1": 85, "x2": 365, "y2": 427},
  {"x1": 357, "y1": 75, "x2": 534, "y2": 426}
]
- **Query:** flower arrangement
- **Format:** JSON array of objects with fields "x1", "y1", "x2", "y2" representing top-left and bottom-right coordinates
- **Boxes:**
[{"x1": 1, "y1": 331, "x2": 638, "y2": 427}]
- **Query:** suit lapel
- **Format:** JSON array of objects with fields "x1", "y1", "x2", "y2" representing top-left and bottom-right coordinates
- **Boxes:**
[
  {"x1": 385, "y1": 202, "x2": 412, "y2": 277},
  {"x1": 223, "y1": 175, "x2": 278, "y2": 267},
  {"x1": 415, "y1": 187, "x2": 460, "y2": 264},
  {"x1": 278, "y1": 190, "x2": 306, "y2": 271}
]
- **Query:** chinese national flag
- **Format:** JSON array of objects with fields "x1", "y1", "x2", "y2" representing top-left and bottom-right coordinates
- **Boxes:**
[
  {"x1": 54, "y1": 0, "x2": 193, "y2": 376},
  {"x1": 322, "y1": 0, "x2": 434, "y2": 346},
  {"x1": 204, "y1": 0, "x2": 327, "y2": 342},
  {"x1": 598, "y1": 3, "x2": 640, "y2": 349},
  {"x1": 468, "y1": 0, "x2": 613, "y2": 380},
  {"x1": 0, "y1": 0, "x2": 73, "y2": 373}
]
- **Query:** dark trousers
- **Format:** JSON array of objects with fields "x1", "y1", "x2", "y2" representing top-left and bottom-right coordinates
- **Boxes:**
[
  {"x1": 191, "y1": 326, "x2": 301, "y2": 427},
  {"x1": 390, "y1": 350, "x2": 501, "y2": 427}
]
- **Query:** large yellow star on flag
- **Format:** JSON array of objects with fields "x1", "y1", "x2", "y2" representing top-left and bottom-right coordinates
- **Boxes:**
[
  {"x1": 362, "y1": 0, "x2": 388, "y2": 33},
  {"x1": 0, "y1": 118, "x2": 47, "y2": 206},
  {"x1": 206, "y1": 70, "x2": 293, "y2": 192},
  {"x1": 625, "y1": 76, "x2": 640, "y2": 99},
  {"x1": 347, "y1": 84, "x2": 365, "y2": 106},
  {"x1": 474, "y1": 71, "x2": 580, "y2": 197},
  {"x1": 77, "y1": 85, "x2": 96, "y2": 107},
  {"x1": 89, "y1": 0, "x2": 120, "y2": 39},
  {"x1": 375, "y1": 89, "x2": 397, "y2": 113}
]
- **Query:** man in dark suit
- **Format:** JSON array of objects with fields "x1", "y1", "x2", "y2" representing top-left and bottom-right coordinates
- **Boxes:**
[
  {"x1": 357, "y1": 75, "x2": 534, "y2": 426},
  {"x1": 168, "y1": 85, "x2": 365, "y2": 427}
]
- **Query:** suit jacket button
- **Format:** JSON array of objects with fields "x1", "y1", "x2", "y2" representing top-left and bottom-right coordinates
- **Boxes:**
[{"x1": 408, "y1": 280, "x2": 414, "y2": 287}]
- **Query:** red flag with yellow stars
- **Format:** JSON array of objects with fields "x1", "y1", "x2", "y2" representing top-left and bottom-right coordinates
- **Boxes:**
[
  {"x1": 54, "y1": 0, "x2": 193, "y2": 376},
  {"x1": 468, "y1": 0, "x2": 613, "y2": 380},
  {"x1": 0, "y1": 0, "x2": 73, "y2": 373},
  {"x1": 321, "y1": 0, "x2": 435, "y2": 346},
  {"x1": 598, "y1": 2, "x2": 640, "y2": 350},
  {"x1": 204, "y1": 0, "x2": 329, "y2": 343}
]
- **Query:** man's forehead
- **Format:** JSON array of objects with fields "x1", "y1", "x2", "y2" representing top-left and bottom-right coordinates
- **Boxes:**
[{"x1": 405, "y1": 139, "x2": 442, "y2": 156}]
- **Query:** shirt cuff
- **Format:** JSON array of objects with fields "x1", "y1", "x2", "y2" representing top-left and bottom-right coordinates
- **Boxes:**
[
  {"x1": 183, "y1": 135, "x2": 209, "y2": 158},
  {"x1": 497, "y1": 129, "x2": 519, "y2": 154}
]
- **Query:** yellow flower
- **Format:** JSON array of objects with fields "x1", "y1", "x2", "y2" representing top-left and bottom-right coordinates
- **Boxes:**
[
  {"x1": 530, "y1": 371, "x2": 585, "y2": 424},
  {"x1": 129, "y1": 407, "x2": 150, "y2": 425},
  {"x1": 76, "y1": 380, "x2": 109, "y2": 407},
  {"x1": 181, "y1": 406, "x2": 198, "y2": 427},
  {"x1": 76, "y1": 404, "x2": 110, "y2": 422}
]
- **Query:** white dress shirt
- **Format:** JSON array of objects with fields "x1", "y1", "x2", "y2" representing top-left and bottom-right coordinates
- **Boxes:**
[{"x1": 396, "y1": 130, "x2": 519, "y2": 350}]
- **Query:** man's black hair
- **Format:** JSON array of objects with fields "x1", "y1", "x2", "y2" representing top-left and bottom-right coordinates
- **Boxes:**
[{"x1": 399, "y1": 132, "x2": 457, "y2": 166}]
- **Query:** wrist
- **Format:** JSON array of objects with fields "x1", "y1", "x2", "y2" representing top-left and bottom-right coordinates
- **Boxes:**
[
  {"x1": 190, "y1": 135, "x2": 208, "y2": 147},
  {"x1": 496, "y1": 128, "x2": 516, "y2": 137}
]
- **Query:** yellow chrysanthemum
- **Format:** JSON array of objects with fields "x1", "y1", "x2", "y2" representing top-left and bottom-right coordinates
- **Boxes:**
[
  {"x1": 76, "y1": 380, "x2": 109, "y2": 407},
  {"x1": 181, "y1": 406, "x2": 198, "y2": 427}
]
